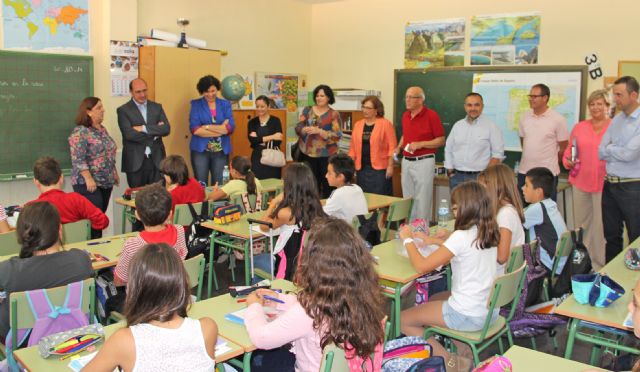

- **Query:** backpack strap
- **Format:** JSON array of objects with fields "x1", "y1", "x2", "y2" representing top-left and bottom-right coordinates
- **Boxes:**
[
  {"x1": 255, "y1": 192, "x2": 263, "y2": 212},
  {"x1": 25, "y1": 289, "x2": 59, "y2": 320},
  {"x1": 187, "y1": 202, "x2": 200, "y2": 222},
  {"x1": 62, "y1": 281, "x2": 84, "y2": 313},
  {"x1": 240, "y1": 193, "x2": 253, "y2": 213}
]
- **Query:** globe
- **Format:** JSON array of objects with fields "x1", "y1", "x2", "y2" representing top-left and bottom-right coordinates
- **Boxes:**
[{"x1": 221, "y1": 75, "x2": 246, "y2": 101}]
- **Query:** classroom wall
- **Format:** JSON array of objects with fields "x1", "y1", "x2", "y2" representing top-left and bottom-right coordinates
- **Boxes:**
[{"x1": 308, "y1": 0, "x2": 640, "y2": 120}]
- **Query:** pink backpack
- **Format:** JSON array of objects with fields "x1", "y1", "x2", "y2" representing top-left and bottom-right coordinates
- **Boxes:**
[{"x1": 473, "y1": 355, "x2": 512, "y2": 372}]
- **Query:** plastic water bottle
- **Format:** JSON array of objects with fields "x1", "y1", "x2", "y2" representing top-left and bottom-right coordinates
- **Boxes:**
[
  {"x1": 514, "y1": 161, "x2": 520, "y2": 175},
  {"x1": 438, "y1": 199, "x2": 450, "y2": 228},
  {"x1": 222, "y1": 165, "x2": 230, "y2": 185}
]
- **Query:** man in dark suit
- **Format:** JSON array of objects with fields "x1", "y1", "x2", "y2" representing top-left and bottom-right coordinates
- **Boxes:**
[{"x1": 117, "y1": 78, "x2": 171, "y2": 188}]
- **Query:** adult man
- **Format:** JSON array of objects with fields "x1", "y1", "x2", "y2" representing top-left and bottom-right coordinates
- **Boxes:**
[
  {"x1": 599, "y1": 76, "x2": 640, "y2": 263},
  {"x1": 117, "y1": 78, "x2": 171, "y2": 188},
  {"x1": 444, "y1": 93, "x2": 504, "y2": 190},
  {"x1": 396, "y1": 86, "x2": 445, "y2": 221},
  {"x1": 518, "y1": 83, "x2": 569, "y2": 203}
]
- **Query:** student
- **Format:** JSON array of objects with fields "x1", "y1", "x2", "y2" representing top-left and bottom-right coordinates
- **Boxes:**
[
  {"x1": 207, "y1": 156, "x2": 263, "y2": 201},
  {"x1": 478, "y1": 164, "x2": 525, "y2": 273},
  {"x1": 0, "y1": 202, "x2": 93, "y2": 342},
  {"x1": 254, "y1": 162, "x2": 326, "y2": 280},
  {"x1": 160, "y1": 154, "x2": 205, "y2": 210},
  {"x1": 31, "y1": 156, "x2": 109, "y2": 239},
  {"x1": 0, "y1": 203, "x2": 9, "y2": 233},
  {"x1": 323, "y1": 153, "x2": 368, "y2": 223},
  {"x1": 85, "y1": 243, "x2": 218, "y2": 371},
  {"x1": 114, "y1": 184, "x2": 187, "y2": 287},
  {"x1": 400, "y1": 182, "x2": 499, "y2": 367},
  {"x1": 244, "y1": 217, "x2": 385, "y2": 371},
  {"x1": 522, "y1": 167, "x2": 568, "y2": 274}
]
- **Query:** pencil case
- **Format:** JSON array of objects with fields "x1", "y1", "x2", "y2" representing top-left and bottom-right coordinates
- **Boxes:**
[{"x1": 38, "y1": 323, "x2": 105, "y2": 358}]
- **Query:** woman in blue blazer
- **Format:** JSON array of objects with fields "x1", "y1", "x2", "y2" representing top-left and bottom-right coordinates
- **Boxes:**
[{"x1": 189, "y1": 75, "x2": 235, "y2": 185}]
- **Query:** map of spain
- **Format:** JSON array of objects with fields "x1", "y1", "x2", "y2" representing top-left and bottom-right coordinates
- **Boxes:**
[{"x1": 3, "y1": 0, "x2": 89, "y2": 51}]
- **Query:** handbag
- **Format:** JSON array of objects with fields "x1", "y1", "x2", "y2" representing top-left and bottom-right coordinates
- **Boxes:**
[{"x1": 260, "y1": 141, "x2": 286, "y2": 167}]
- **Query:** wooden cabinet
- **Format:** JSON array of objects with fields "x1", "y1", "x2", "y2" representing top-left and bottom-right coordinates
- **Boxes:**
[
  {"x1": 230, "y1": 109, "x2": 287, "y2": 160},
  {"x1": 139, "y1": 46, "x2": 221, "y2": 173}
]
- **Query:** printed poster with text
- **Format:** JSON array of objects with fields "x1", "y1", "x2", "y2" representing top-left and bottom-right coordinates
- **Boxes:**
[
  {"x1": 470, "y1": 12, "x2": 540, "y2": 66},
  {"x1": 405, "y1": 18, "x2": 465, "y2": 68},
  {"x1": 110, "y1": 40, "x2": 138, "y2": 96}
]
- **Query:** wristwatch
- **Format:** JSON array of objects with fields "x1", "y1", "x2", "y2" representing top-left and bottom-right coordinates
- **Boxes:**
[{"x1": 403, "y1": 238, "x2": 415, "y2": 247}]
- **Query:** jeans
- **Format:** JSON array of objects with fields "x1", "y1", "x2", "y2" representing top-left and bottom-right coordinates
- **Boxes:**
[
  {"x1": 448, "y1": 171, "x2": 479, "y2": 191},
  {"x1": 72, "y1": 183, "x2": 113, "y2": 239},
  {"x1": 191, "y1": 150, "x2": 228, "y2": 186},
  {"x1": 517, "y1": 172, "x2": 558, "y2": 206},
  {"x1": 602, "y1": 180, "x2": 640, "y2": 263},
  {"x1": 357, "y1": 165, "x2": 392, "y2": 195}
]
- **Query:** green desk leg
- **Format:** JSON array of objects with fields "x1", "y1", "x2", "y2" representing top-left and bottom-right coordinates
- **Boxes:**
[
  {"x1": 227, "y1": 351, "x2": 252, "y2": 372},
  {"x1": 564, "y1": 317, "x2": 579, "y2": 359},
  {"x1": 121, "y1": 206, "x2": 128, "y2": 234},
  {"x1": 207, "y1": 232, "x2": 219, "y2": 298},
  {"x1": 394, "y1": 283, "x2": 402, "y2": 338},
  {"x1": 243, "y1": 240, "x2": 251, "y2": 286}
]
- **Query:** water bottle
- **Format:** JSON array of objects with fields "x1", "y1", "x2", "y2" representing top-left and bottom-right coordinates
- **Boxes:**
[
  {"x1": 438, "y1": 199, "x2": 450, "y2": 228},
  {"x1": 514, "y1": 161, "x2": 520, "y2": 175},
  {"x1": 222, "y1": 165, "x2": 230, "y2": 185}
]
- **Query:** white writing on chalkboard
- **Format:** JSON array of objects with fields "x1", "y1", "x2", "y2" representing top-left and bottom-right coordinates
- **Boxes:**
[
  {"x1": 0, "y1": 79, "x2": 46, "y2": 87},
  {"x1": 53, "y1": 65, "x2": 84, "y2": 73}
]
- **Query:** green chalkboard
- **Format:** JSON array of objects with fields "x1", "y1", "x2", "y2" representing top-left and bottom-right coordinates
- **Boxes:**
[
  {"x1": 393, "y1": 65, "x2": 588, "y2": 167},
  {"x1": 0, "y1": 51, "x2": 93, "y2": 180}
]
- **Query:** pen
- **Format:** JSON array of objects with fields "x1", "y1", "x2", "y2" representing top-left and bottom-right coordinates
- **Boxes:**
[
  {"x1": 236, "y1": 299, "x2": 247, "y2": 303},
  {"x1": 263, "y1": 295, "x2": 284, "y2": 304},
  {"x1": 87, "y1": 240, "x2": 111, "y2": 246}
]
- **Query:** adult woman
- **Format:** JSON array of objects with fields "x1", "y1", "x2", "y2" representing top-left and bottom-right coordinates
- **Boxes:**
[
  {"x1": 244, "y1": 217, "x2": 385, "y2": 371},
  {"x1": 189, "y1": 75, "x2": 235, "y2": 186},
  {"x1": 295, "y1": 85, "x2": 342, "y2": 198},
  {"x1": 348, "y1": 96, "x2": 397, "y2": 195},
  {"x1": 248, "y1": 95, "x2": 283, "y2": 179},
  {"x1": 0, "y1": 202, "x2": 93, "y2": 342},
  {"x1": 562, "y1": 89, "x2": 612, "y2": 271},
  {"x1": 68, "y1": 97, "x2": 119, "y2": 217}
]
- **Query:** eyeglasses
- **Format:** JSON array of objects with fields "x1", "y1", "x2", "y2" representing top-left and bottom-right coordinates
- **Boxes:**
[
  {"x1": 405, "y1": 96, "x2": 422, "y2": 100},
  {"x1": 361, "y1": 106, "x2": 376, "y2": 110},
  {"x1": 527, "y1": 94, "x2": 545, "y2": 98}
]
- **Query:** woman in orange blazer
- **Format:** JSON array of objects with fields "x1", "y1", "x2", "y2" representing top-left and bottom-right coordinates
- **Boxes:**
[{"x1": 348, "y1": 96, "x2": 398, "y2": 195}]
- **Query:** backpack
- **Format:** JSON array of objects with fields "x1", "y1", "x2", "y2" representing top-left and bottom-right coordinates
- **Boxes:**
[
  {"x1": 357, "y1": 212, "x2": 381, "y2": 249},
  {"x1": 500, "y1": 243, "x2": 566, "y2": 338},
  {"x1": 274, "y1": 227, "x2": 306, "y2": 280},
  {"x1": 382, "y1": 336, "x2": 444, "y2": 372},
  {"x1": 95, "y1": 269, "x2": 119, "y2": 320},
  {"x1": 549, "y1": 229, "x2": 592, "y2": 298},
  {"x1": 5, "y1": 280, "x2": 90, "y2": 370},
  {"x1": 240, "y1": 192, "x2": 264, "y2": 213},
  {"x1": 186, "y1": 202, "x2": 211, "y2": 259}
]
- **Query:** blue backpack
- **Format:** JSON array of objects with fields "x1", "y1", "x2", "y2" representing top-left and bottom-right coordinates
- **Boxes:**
[
  {"x1": 5, "y1": 280, "x2": 90, "y2": 371},
  {"x1": 382, "y1": 336, "x2": 446, "y2": 372}
]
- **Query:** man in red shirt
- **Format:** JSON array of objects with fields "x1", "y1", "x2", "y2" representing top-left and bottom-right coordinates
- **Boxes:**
[
  {"x1": 31, "y1": 156, "x2": 109, "y2": 238},
  {"x1": 395, "y1": 86, "x2": 445, "y2": 221}
]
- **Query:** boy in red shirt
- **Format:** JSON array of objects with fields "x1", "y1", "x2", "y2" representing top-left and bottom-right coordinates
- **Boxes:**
[
  {"x1": 114, "y1": 183, "x2": 187, "y2": 286},
  {"x1": 32, "y1": 156, "x2": 109, "y2": 238}
]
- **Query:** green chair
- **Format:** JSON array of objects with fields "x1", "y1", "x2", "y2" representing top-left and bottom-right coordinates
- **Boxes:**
[
  {"x1": 173, "y1": 202, "x2": 205, "y2": 226},
  {"x1": 380, "y1": 198, "x2": 413, "y2": 242},
  {"x1": 424, "y1": 263, "x2": 528, "y2": 365},
  {"x1": 542, "y1": 229, "x2": 576, "y2": 301},
  {"x1": 183, "y1": 254, "x2": 206, "y2": 301},
  {"x1": 5, "y1": 278, "x2": 95, "y2": 356},
  {"x1": 62, "y1": 219, "x2": 91, "y2": 244},
  {"x1": 351, "y1": 212, "x2": 381, "y2": 232},
  {"x1": 319, "y1": 320, "x2": 390, "y2": 372},
  {"x1": 505, "y1": 240, "x2": 538, "y2": 274},
  {"x1": 0, "y1": 230, "x2": 21, "y2": 256}
]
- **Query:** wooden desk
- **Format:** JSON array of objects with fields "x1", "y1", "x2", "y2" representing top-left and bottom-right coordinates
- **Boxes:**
[
  {"x1": 0, "y1": 233, "x2": 132, "y2": 270},
  {"x1": 202, "y1": 212, "x2": 272, "y2": 292},
  {"x1": 557, "y1": 237, "x2": 640, "y2": 360},
  {"x1": 503, "y1": 345, "x2": 604, "y2": 371},
  {"x1": 188, "y1": 279, "x2": 295, "y2": 371},
  {"x1": 13, "y1": 322, "x2": 244, "y2": 371}
]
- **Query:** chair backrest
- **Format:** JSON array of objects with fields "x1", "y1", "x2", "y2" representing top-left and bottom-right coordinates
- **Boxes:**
[
  {"x1": 351, "y1": 212, "x2": 381, "y2": 230},
  {"x1": 10, "y1": 278, "x2": 95, "y2": 348},
  {"x1": 183, "y1": 254, "x2": 205, "y2": 301},
  {"x1": 382, "y1": 198, "x2": 413, "y2": 241},
  {"x1": 0, "y1": 230, "x2": 21, "y2": 256},
  {"x1": 173, "y1": 202, "x2": 203, "y2": 226},
  {"x1": 230, "y1": 192, "x2": 268, "y2": 214},
  {"x1": 320, "y1": 344, "x2": 349, "y2": 372},
  {"x1": 506, "y1": 240, "x2": 537, "y2": 274},
  {"x1": 550, "y1": 229, "x2": 574, "y2": 279},
  {"x1": 62, "y1": 219, "x2": 91, "y2": 244}
]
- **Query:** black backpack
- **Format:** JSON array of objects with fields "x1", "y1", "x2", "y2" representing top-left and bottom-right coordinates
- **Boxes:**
[
  {"x1": 186, "y1": 202, "x2": 212, "y2": 259},
  {"x1": 357, "y1": 212, "x2": 381, "y2": 249},
  {"x1": 549, "y1": 228, "x2": 592, "y2": 298}
]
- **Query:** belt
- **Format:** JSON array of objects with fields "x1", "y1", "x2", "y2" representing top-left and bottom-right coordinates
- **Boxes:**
[
  {"x1": 404, "y1": 154, "x2": 434, "y2": 162},
  {"x1": 454, "y1": 170, "x2": 480, "y2": 175},
  {"x1": 605, "y1": 175, "x2": 640, "y2": 183}
]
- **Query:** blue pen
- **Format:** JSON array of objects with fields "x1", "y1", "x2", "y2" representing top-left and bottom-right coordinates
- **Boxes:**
[
  {"x1": 263, "y1": 295, "x2": 284, "y2": 304},
  {"x1": 87, "y1": 240, "x2": 111, "y2": 246}
]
